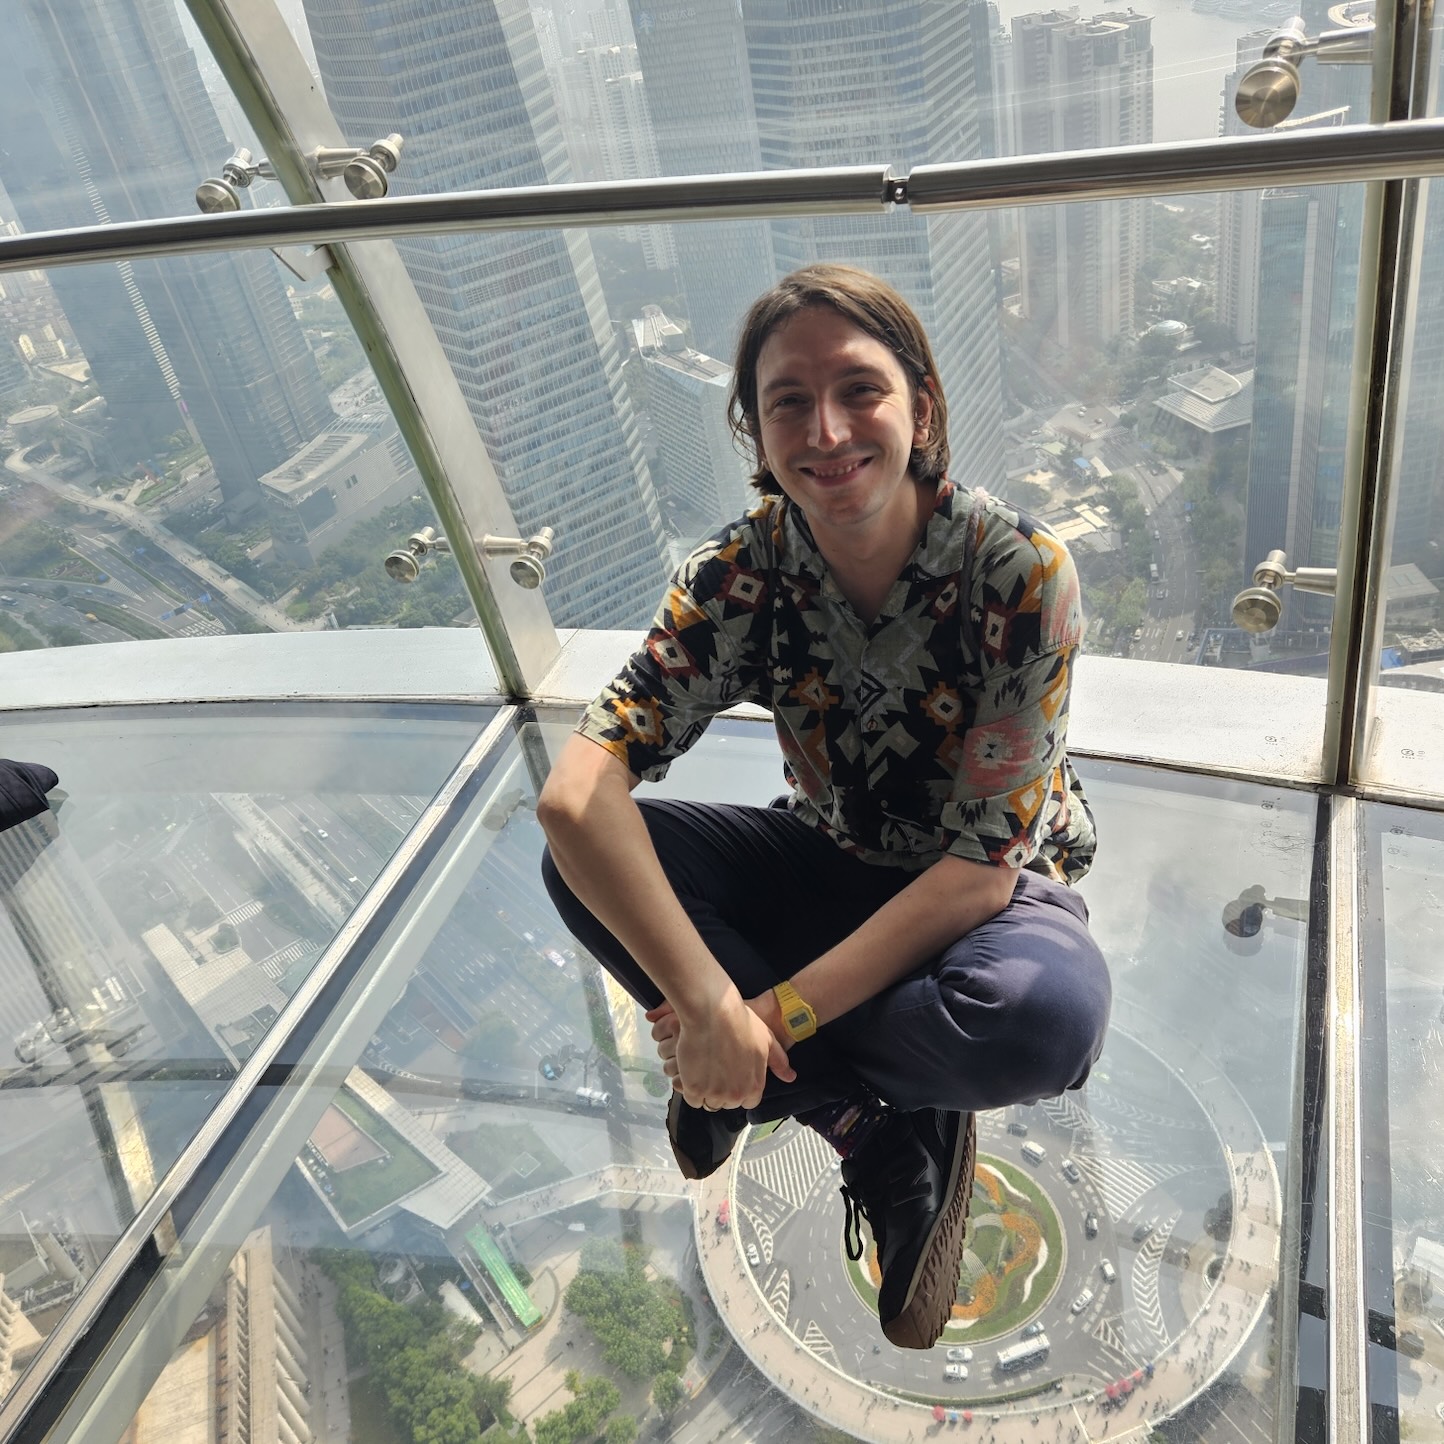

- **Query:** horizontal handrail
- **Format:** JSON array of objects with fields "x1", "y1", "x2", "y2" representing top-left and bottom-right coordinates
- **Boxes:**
[
  {"x1": 5, "y1": 120, "x2": 1444, "y2": 272},
  {"x1": 907, "y1": 116, "x2": 1444, "y2": 208}
]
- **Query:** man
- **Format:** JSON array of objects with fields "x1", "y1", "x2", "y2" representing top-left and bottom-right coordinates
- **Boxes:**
[{"x1": 539, "y1": 264, "x2": 1110, "y2": 1350}]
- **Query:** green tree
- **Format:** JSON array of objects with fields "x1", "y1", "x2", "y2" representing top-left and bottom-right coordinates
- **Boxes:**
[
  {"x1": 605, "y1": 1415, "x2": 637, "y2": 1444},
  {"x1": 213, "y1": 922, "x2": 239, "y2": 952},
  {"x1": 652, "y1": 1373, "x2": 684, "y2": 1416}
]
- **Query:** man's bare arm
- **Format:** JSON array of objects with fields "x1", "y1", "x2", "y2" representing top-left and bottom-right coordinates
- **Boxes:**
[
  {"x1": 536, "y1": 732, "x2": 792, "y2": 1107},
  {"x1": 772, "y1": 854, "x2": 1018, "y2": 1032}
]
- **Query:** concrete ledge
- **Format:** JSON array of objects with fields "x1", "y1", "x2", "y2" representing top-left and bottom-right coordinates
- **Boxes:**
[
  {"x1": 0, "y1": 627, "x2": 501, "y2": 710},
  {"x1": 0, "y1": 627, "x2": 1331, "y2": 790}
]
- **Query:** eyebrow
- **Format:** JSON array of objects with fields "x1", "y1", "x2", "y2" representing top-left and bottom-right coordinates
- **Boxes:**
[{"x1": 761, "y1": 364, "x2": 890, "y2": 397}]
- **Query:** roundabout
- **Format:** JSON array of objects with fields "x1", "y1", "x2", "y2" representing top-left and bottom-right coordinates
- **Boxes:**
[
  {"x1": 691, "y1": 1008, "x2": 1285, "y2": 1442},
  {"x1": 843, "y1": 1155, "x2": 1066, "y2": 1347}
]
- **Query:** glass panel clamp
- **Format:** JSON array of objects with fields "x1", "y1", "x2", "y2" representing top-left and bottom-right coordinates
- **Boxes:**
[
  {"x1": 1235, "y1": 4, "x2": 1375, "y2": 128},
  {"x1": 1233, "y1": 549, "x2": 1340, "y2": 632}
]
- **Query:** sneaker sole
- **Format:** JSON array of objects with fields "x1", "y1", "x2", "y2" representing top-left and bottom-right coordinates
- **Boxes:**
[{"x1": 881, "y1": 1111, "x2": 977, "y2": 1350}]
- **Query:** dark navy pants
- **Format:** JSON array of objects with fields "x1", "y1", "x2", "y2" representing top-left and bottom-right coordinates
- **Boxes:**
[{"x1": 541, "y1": 798, "x2": 1111, "y2": 1123}]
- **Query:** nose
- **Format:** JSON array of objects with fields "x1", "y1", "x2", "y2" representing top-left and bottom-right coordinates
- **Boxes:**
[{"x1": 808, "y1": 393, "x2": 848, "y2": 451}]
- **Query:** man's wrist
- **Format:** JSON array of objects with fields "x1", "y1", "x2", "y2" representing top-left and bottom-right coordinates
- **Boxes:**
[{"x1": 670, "y1": 966, "x2": 739, "y2": 1028}]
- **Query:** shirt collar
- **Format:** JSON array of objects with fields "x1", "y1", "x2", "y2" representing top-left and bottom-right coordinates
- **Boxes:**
[{"x1": 776, "y1": 476, "x2": 975, "y2": 584}]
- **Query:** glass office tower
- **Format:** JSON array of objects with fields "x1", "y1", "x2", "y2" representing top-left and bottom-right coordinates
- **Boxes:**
[{"x1": 304, "y1": 0, "x2": 669, "y2": 629}]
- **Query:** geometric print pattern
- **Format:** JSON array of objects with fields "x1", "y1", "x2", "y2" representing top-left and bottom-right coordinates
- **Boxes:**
[{"x1": 579, "y1": 480, "x2": 1097, "y2": 883}]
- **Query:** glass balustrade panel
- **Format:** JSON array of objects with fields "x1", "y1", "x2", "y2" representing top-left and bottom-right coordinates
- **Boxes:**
[
  {"x1": 0, "y1": 253, "x2": 490, "y2": 657},
  {"x1": 0, "y1": 699, "x2": 490, "y2": 1418},
  {"x1": 1360, "y1": 801, "x2": 1444, "y2": 1440}
]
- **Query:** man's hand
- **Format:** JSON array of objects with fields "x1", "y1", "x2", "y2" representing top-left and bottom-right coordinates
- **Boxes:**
[{"x1": 646, "y1": 988, "x2": 795, "y2": 1109}]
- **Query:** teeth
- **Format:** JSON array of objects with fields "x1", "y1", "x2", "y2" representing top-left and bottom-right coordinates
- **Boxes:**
[{"x1": 809, "y1": 459, "x2": 864, "y2": 477}]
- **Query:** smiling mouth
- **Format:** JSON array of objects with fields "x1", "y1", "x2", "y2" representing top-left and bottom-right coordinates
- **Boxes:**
[{"x1": 802, "y1": 457, "x2": 870, "y2": 481}]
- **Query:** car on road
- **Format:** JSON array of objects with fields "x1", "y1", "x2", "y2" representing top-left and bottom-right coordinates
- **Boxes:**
[
  {"x1": 1070, "y1": 1287, "x2": 1095, "y2": 1315},
  {"x1": 1061, "y1": 1158, "x2": 1081, "y2": 1183},
  {"x1": 1132, "y1": 1221, "x2": 1155, "y2": 1243},
  {"x1": 745, "y1": 1243, "x2": 761, "y2": 1268},
  {"x1": 1132, "y1": 627, "x2": 1144, "y2": 642},
  {"x1": 944, "y1": 1364, "x2": 969, "y2": 1381},
  {"x1": 316, "y1": 827, "x2": 329, "y2": 839},
  {"x1": 1021, "y1": 1141, "x2": 1047, "y2": 1165},
  {"x1": 1021, "y1": 1321, "x2": 1046, "y2": 1339},
  {"x1": 1084, "y1": 1211, "x2": 1100, "y2": 1238},
  {"x1": 946, "y1": 1347, "x2": 973, "y2": 1362},
  {"x1": 1176, "y1": 629, "x2": 1185, "y2": 641},
  {"x1": 1006, "y1": 1120, "x2": 1029, "y2": 1137},
  {"x1": 1100, "y1": 1260, "x2": 1117, "y2": 1284}
]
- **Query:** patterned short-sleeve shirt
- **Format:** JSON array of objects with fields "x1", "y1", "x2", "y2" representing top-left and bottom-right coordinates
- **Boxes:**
[{"x1": 577, "y1": 479, "x2": 1096, "y2": 884}]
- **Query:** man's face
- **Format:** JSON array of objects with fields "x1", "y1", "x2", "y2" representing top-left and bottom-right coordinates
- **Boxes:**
[{"x1": 753, "y1": 305, "x2": 933, "y2": 542}]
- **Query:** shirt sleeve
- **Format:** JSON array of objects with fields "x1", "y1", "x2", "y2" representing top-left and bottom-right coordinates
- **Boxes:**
[
  {"x1": 575, "y1": 529, "x2": 764, "y2": 782},
  {"x1": 940, "y1": 513, "x2": 1084, "y2": 871}
]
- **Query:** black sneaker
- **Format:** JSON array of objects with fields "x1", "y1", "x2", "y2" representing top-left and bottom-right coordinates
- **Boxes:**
[
  {"x1": 665, "y1": 1092, "x2": 747, "y2": 1180},
  {"x1": 839, "y1": 1108, "x2": 976, "y2": 1349}
]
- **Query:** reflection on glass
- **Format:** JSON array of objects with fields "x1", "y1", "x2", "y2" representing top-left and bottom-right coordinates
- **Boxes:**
[
  {"x1": 0, "y1": 703, "x2": 486, "y2": 1414},
  {"x1": 98, "y1": 715, "x2": 1319, "y2": 1444},
  {"x1": 1361, "y1": 804, "x2": 1444, "y2": 1440}
]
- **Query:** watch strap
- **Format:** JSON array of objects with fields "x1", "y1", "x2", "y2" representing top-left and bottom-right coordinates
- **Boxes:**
[{"x1": 773, "y1": 980, "x2": 818, "y2": 1043}]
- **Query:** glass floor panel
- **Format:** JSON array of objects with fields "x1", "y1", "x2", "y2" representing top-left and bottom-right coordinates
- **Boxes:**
[
  {"x1": 1361, "y1": 802, "x2": 1444, "y2": 1443},
  {"x1": 0, "y1": 701, "x2": 492, "y2": 1412},
  {"x1": 18, "y1": 714, "x2": 1322, "y2": 1444}
]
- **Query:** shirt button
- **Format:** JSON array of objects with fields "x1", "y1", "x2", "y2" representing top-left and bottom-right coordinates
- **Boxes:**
[{"x1": 865, "y1": 717, "x2": 879, "y2": 733}]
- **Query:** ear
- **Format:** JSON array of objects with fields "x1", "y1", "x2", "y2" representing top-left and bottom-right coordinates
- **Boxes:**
[{"x1": 913, "y1": 380, "x2": 935, "y2": 447}]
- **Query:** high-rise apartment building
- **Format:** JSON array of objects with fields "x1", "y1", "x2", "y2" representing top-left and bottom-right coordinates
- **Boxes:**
[
  {"x1": 741, "y1": 0, "x2": 1007, "y2": 489},
  {"x1": 631, "y1": 306, "x2": 750, "y2": 545},
  {"x1": 1012, "y1": 10, "x2": 1154, "y2": 352},
  {"x1": 1216, "y1": 33, "x2": 1273, "y2": 348},
  {"x1": 1, "y1": 0, "x2": 333, "y2": 515},
  {"x1": 305, "y1": 0, "x2": 668, "y2": 629},
  {"x1": 627, "y1": 0, "x2": 774, "y2": 362}
]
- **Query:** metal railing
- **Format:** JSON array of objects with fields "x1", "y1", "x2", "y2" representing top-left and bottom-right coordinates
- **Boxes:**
[{"x1": 7, "y1": 121, "x2": 1444, "y2": 275}]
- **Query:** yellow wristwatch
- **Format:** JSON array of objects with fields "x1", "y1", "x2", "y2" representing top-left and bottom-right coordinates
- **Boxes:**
[{"x1": 773, "y1": 981, "x2": 818, "y2": 1043}]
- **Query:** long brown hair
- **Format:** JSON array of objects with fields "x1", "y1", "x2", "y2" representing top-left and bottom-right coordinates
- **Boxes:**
[{"x1": 727, "y1": 264, "x2": 950, "y2": 495}]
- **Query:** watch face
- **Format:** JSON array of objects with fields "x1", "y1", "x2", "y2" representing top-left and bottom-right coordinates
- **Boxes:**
[{"x1": 787, "y1": 1009, "x2": 809, "y2": 1030}]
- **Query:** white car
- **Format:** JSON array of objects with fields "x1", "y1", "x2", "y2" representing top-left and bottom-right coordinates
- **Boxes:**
[
  {"x1": 946, "y1": 1346, "x2": 973, "y2": 1362},
  {"x1": 745, "y1": 1243, "x2": 761, "y2": 1267},
  {"x1": 1070, "y1": 1287, "x2": 1096, "y2": 1315},
  {"x1": 944, "y1": 1364, "x2": 969, "y2": 1381}
]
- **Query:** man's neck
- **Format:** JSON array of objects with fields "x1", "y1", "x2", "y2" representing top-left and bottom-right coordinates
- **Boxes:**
[{"x1": 811, "y1": 478, "x2": 934, "y2": 624}]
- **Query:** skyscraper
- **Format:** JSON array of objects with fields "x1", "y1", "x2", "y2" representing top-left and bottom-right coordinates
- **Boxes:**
[
  {"x1": 1012, "y1": 10, "x2": 1154, "y2": 352},
  {"x1": 628, "y1": 0, "x2": 775, "y2": 362},
  {"x1": 741, "y1": 0, "x2": 1007, "y2": 489},
  {"x1": 306, "y1": 0, "x2": 669, "y2": 628},
  {"x1": 631, "y1": 306, "x2": 750, "y2": 545},
  {"x1": 1216, "y1": 33, "x2": 1273, "y2": 349},
  {"x1": 555, "y1": 43, "x2": 676, "y2": 271},
  {"x1": 1, "y1": 0, "x2": 333, "y2": 514}
]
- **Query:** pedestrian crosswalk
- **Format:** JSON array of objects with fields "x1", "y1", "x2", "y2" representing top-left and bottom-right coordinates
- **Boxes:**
[
  {"x1": 1076, "y1": 1154, "x2": 1193, "y2": 1221},
  {"x1": 259, "y1": 939, "x2": 314, "y2": 981},
  {"x1": 225, "y1": 900, "x2": 262, "y2": 925},
  {"x1": 740, "y1": 1126, "x2": 833, "y2": 1211}
]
